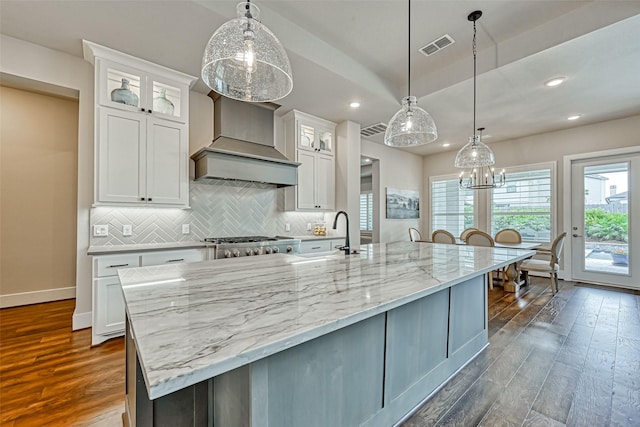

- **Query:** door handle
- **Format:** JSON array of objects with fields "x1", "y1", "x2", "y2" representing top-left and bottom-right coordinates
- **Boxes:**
[{"x1": 572, "y1": 234, "x2": 582, "y2": 237}]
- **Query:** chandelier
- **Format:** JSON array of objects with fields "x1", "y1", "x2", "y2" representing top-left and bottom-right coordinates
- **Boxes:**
[
  {"x1": 201, "y1": 1, "x2": 293, "y2": 103},
  {"x1": 455, "y1": 11, "x2": 505, "y2": 189},
  {"x1": 384, "y1": 0, "x2": 437, "y2": 147}
]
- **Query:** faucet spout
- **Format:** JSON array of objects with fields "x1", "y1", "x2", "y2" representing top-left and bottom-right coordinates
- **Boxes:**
[{"x1": 332, "y1": 211, "x2": 351, "y2": 255}]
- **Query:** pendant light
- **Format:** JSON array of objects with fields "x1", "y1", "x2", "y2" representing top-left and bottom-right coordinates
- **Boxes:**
[
  {"x1": 455, "y1": 10, "x2": 505, "y2": 189},
  {"x1": 201, "y1": 1, "x2": 293, "y2": 103},
  {"x1": 384, "y1": 0, "x2": 437, "y2": 147}
]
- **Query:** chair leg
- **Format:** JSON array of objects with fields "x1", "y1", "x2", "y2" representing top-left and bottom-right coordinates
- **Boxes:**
[
  {"x1": 489, "y1": 273, "x2": 493, "y2": 289},
  {"x1": 553, "y1": 273, "x2": 559, "y2": 293},
  {"x1": 550, "y1": 273, "x2": 556, "y2": 295}
]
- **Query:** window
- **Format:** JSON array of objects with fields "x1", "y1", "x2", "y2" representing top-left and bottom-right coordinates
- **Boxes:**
[
  {"x1": 491, "y1": 166, "x2": 553, "y2": 242},
  {"x1": 430, "y1": 177, "x2": 475, "y2": 238},
  {"x1": 360, "y1": 192, "x2": 373, "y2": 231}
]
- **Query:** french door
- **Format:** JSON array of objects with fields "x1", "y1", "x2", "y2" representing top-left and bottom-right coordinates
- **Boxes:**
[{"x1": 570, "y1": 154, "x2": 639, "y2": 288}]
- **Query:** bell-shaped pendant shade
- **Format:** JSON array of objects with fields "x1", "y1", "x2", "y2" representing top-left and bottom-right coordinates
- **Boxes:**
[
  {"x1": 201, "y1": 2, "x2": 293, "y2": 102},
  {"x1": 384, "y1": 96, "x2": 438, "y2": 147},
  {"x1": 454, "y1": 134, "x2": 495, "y2": 168}
]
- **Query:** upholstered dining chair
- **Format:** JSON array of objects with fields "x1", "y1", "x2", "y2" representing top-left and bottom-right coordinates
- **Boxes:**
[
  {"x1": 519, "y1": 232, "x2": 567, "y2": 295},
  {"x1": 494, "y1": 229, "x2": 522, "y2": 281},
  {"x1": 408, "y1": 227, "x2": 423, "y2": 242},
  {"x1": 460, "y1": 227, "x2": 479, "y2": 243},
  {"x1": 465, "y1": 230, "x2": 496, "y2": 289},
  {"x1": 431, "y1": 229, "x2": 456, "y2": 244}
]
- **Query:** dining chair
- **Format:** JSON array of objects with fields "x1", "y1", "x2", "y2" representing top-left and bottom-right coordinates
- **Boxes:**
[
  {"x1": 465, "y1": 230, "x2": 496, "y2": 289},
  {"x1": 519, "y1": 232, "x2": 567, "y2": 295},
  {"x1": 408, "y1": 227, "x2": 423, "y2": 242},
  {"x1": 460, "y1": 227, "x2": 479, "y2": 242},
  {"x1": 431, "y1": 229, "x2": 456, "y2": 244},
  {"x1": 494, "y1": 229, "x2": 522, "y2": 281}
]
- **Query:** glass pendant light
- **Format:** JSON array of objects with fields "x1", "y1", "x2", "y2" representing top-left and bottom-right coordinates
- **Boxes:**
[
  {"x1": 201, "y1": 1, "x2": 293, "y2": 103},
  {"x1": 455, "y1": 11, "x2": 505, "y2": 189},
  {"x1": 384, "y1": 0, "x2": 437, "y2": 147}
]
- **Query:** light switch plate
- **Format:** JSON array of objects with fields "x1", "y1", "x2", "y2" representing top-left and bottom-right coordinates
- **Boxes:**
[
  {"x1": 182, "y1": 224, "x2": 190, "y2": 234},
  {"x1": 307, "y1": 223, "x2": 312, "y2": 231},
  {"x1": 123, "y1": 224, "x2": 132, "y2": 236},
  {"x1": 93, "y1": 224, "x2": 109, "y2": 237},
  {"x1": 285, "y1": 223, "x2": 291, "y2": 232}
]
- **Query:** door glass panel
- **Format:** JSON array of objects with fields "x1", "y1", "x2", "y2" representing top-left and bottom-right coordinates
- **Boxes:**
[
  {"x1": 319, "y1": 130, "x2": 332, "y2": 153},
  {"x1": 106, "y1": 67, "x2": 141, "y2": 107},
  {"x1": 583, "y1": 163, "x2": 628, "y2": 275},
  {"x1": 299, "y1": 124, "x2": 314, "y2": 149},
  {"x1": 152, "y1": 81, "x2": 181, "y2": 118}
]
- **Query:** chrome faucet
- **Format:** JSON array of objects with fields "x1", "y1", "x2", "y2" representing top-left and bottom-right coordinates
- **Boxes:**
[{"x1": 332, "y1": 210, "x2": 350, "y2": 255}]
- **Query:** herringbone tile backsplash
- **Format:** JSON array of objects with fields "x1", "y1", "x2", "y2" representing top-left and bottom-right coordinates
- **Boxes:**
[{"x1": 90, "y1": 180, "x2": 328, "y2": 246}]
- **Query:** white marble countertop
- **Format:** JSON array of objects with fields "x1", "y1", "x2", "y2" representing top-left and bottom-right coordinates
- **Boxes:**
[
  {"x1": 287, "y1": 234, "x2": 345, "y2": 241},
  {"x1": 87, "y1": 241, "x2": 211, "y2": 255},
  {"x1": 119, "y1": 241, "x2": 534, "y2": 400}
]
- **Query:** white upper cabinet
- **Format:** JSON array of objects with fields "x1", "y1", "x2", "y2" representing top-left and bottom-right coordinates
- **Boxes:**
[
  {"x1": 84, "y1": 41, "x2": 196, "y2": 207},
  {"x1": 283, "y1": 110, "x2": 336, "y2": 211}
]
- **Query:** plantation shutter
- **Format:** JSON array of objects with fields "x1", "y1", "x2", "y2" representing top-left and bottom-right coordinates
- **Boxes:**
[{"x1": 431, "y1": 178, "x2": 474, "y2": 237}]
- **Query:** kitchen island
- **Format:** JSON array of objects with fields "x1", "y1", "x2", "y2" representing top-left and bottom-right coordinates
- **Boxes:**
[{"x1": 120, "y1": 241, "x2": 534, "y2": 427}]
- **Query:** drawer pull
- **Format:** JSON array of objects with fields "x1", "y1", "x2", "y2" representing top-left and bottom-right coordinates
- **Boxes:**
[
  {"x1": 108, "y1": 263, "x2": 129, "y2": 268},
  {"x1": 312, "y1": 246, "x2": 321, "y2": 250},
  {"x1": 166, "y1": 258, "x2": 185, "y2": 263}
]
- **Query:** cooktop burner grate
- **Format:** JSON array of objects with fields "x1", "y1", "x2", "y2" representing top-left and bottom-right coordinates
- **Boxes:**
[{"x1": 204, "y1": 236, "x2": 278, "y2": 244}]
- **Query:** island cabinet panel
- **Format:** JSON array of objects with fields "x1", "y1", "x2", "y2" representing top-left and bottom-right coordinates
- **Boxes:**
[
  {"x1": 449, "y1": 275, "x2": 487, "y2": 355},
  {"x1": 384, "y1": 288, "x2": 450, "y2": 403},
  {"x1": 258, "y1": 314, "x2": 385, "y2": 427}
]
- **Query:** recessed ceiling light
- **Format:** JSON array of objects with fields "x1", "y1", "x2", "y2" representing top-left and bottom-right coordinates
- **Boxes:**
[
  {"x1": 349, "y1": 102, "x2": 360, "y2": 108},
  {"x1": 442, "y1": 143, "x2": 450, "y2": 147},
  {"x1": 567, "y1": 115, "x2": 581, "y2": 121},
  {"x1": 545, "y1": 77, "x2": 565, "y2": 87}
]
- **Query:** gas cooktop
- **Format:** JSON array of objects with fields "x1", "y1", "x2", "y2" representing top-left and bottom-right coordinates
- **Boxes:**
[{"x1": 204, "y1": 236, "x2": 279, "y2": 244}]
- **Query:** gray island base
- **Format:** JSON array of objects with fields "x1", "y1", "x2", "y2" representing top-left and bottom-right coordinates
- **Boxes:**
[{"x1": 120, "y1": 242, "x2": 534, "y2": 427}]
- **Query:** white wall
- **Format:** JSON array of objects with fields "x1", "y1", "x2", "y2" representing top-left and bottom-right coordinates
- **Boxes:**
[
  {"x1": 422, "y1": 114, "x2": 640, "y2": 236},
  {"x1": 0, "y1": 35, "x2": 94, "y2": 328},
  {"x1": 361, "y1": 139, "x2": 423, "y2": 243}
]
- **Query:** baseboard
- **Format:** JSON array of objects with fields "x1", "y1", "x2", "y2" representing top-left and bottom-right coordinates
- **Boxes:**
[
  {"x1": 0, "y1": 286, "x2": 76, "y2": 308},
  {"x1": 73, "y1": 310, "x2": 92, "y2": 330}
]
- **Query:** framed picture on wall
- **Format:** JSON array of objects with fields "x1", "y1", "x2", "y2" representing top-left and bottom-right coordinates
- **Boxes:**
[{"x1": 386, "y1": 188, "x2": 420, "y2": 219}]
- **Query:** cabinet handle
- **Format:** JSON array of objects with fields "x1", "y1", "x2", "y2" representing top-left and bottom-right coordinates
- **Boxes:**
[
  {"x1": 141, "y1": 108, "x2": 146, "y2": 112},
  {"x1": 166, "y1": 258, "x2": 185, "y2": 263},
  {"x1": 140, "y1": 197, "x2": 146, "y2": 201},
  {"x1": 148, "y1": 198, "x2": 152, "y2": 202},
  {"x1": 311, "y1": 247, "x2": 321, "y2": 250},
  {"x1": 148, "y1": 110, "x2": 153, "y2": 114},
  {"x1": 107, "y1": 264, "x2": 129, "y2": 268}
]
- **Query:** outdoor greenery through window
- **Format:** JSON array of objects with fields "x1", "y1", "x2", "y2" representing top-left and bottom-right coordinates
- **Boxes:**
[
  {"x1": 431, "y1": 178, "x2": 474, "y2": 238},
  {"x1": 491, "y1": 168, "x2": 552, "y2": 242},
  {"x1": 360, "y1": 192, "x2": 373, "y2": 231}
]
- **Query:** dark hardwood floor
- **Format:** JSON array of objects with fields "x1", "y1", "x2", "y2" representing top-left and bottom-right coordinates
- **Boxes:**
[
  {"x1": 0, "y1": 299, "x2": 124, "y2": 427},
  {"x1": 1, "y1": 278, "x2": 638, "y2": 426},
  {"x1": 404, "y1": 279, "x2": 640, "y2": 427}
]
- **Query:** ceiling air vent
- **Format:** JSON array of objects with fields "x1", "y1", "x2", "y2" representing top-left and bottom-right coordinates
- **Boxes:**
[
  {"x1": 420, "y1": 34, "x2": 455, "y2": 57},
  {"x1": 361, "y1": 123, "x2": 388, "y2": 137}
]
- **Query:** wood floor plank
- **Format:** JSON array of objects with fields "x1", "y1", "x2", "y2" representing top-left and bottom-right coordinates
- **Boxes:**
[
  {"x1": 530, "y1": 361, "x2": 582, "y2": 424},
  {"x1": 610, "y1": 382, "x2": 640, "y2": 427},
  {"x1": 522, "y1": 409, "x2": 566, "y2": 427},
  {"x1": 565, "y1": 374, "x2": 613, "y2": 426}
]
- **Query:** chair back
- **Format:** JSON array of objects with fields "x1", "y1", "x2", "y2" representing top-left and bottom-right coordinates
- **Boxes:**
[
  {"x1": 460, "y1": 227, "x2": 479, "y2": 242},
  {"x1": 466, "y1": 230, "x2": 495, "y2": 247},
  {"x1": 495, "y1": 229, "x2": 522, "y2": 244},
  {"x1": 550, "y1": 232, "x2": 568, "y2": 264},
  {"x1": 431, "y1": 229, "x2": 456, "y2": 244},
  {"x1": 408, "y1": 227, "x2": 422, "y2": 242}
]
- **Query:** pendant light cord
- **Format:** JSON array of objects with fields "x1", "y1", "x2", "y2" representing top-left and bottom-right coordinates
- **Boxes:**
[
  {"x1": 407, "y1": 0, "x2": 411, "y2": 98},
  {"x1": 472, "y1": 17, "x2": 477, "y2": 137}
]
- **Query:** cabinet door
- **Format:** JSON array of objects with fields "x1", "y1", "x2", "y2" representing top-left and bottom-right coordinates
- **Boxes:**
[
  {"x1": 147, "y1": 74, "x2": 189, "y2": 123},
  {"x1": 95, "y1": 276, "x2": 126, "y2": 335},
  {"x1": 98, "y1": 59, "x2": 145, "y2": 112},
  {"x1": 297, "y1": 120, "x2": 316, "y2": 152},
  {"x1": 297, "y1": 150, "x2": 317, "y2": 209},
  {"x1": 317, "y1": 125, "x2": 334, "y2": 155},
  {"x1": 98, "y1": 108, "x2": 146, "y2": 203},
  {"x1": 316, "y1": 154, "x2": 335, "y2": 210},
  {"x1": 145, "y1": 118, "x2": 188, "y2": 206}
]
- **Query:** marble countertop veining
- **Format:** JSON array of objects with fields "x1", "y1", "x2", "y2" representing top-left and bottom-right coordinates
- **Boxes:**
[
  {"x1": 119, "y1": 241, "x2": 534, "y2": 400},
  {"x1": 87, "y1": 241, "x2": 212, "y2": 255}
]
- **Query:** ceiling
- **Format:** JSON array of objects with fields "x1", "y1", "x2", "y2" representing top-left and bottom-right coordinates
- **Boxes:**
[{"x1": 2, "y1": 1, "x2": 640, "y2": 156}]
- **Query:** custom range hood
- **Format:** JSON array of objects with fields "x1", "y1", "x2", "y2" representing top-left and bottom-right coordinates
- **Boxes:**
[{"x1": 191, "y1": 92, "x2": 300, "y2": 187}]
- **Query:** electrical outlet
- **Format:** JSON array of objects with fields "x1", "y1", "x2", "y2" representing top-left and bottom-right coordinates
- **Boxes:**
[
  {"x1": 285, "y1": 223, "x2": 291, "y2": 232},
  {"x1": 123, "y1": 224, "x2": 132, "y2": 236},
  {"x1": 182, "y1": 224, "x2": 190, "y2": 234},
  {"x1": 93, "y1": 224, "x2": 109, "y2": 237},
  {"x1": 307, "y1": 223, "x2": 312, "y2": 231}
]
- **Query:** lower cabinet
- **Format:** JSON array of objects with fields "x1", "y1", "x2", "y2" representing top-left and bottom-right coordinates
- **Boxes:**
[
  {"x1": 299, "y1": 239, "x2": 346, "y2": 254},
  {"x1": 92, "y1": 248, "x2": 206, "y2": 345}
]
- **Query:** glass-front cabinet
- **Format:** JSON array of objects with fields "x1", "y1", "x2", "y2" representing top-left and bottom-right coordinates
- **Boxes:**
[
  {"x1": 98, "y1": 58, "x2": 189, "y2": 124},
  {"x1": 296, "y1": 113, "x2": 334, "y2": 155}
]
